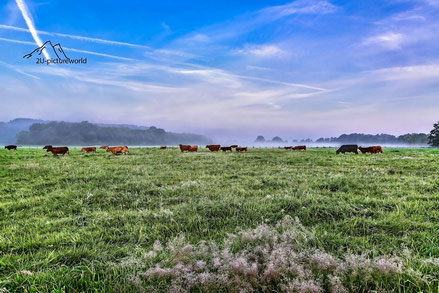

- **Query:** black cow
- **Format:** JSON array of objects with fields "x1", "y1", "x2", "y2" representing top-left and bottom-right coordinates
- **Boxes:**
[
  {"x1": 5, "y1": 145, "x2": 17, "y2": 150},
  {"x1": 336, "y1": 144, "x2": 358, "y2": 154}
]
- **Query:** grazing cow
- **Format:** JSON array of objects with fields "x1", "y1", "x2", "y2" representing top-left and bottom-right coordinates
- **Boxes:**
[
  {"x1": 106, "y1": 146, "x2": 128, "y2": 155},
  {"x1": 230, "y1": 145, "x2": 238, "y2": 148},
  {"x1": 100, "y1": 145, "x2": 109, "y2": 150},
  {"x1": 179, "y1": 144, "x2": 191, "y2": 152},
  {"x1": 294, "y1": 145, "x2": 307, "y2": 151},
  {"x1": 336, "y1": 144, "x2": 358, "y2": 154},
  {"x1": 160, "y1": 146, "x2": 167, "y2": 150},
  {"x1": 236, "y1": 147, "x2": 247, "y2": 152},
  {"x1": 45, "y1": 146, "x2": 69, "y2": 156},
  {"x1": 5, "y1": 145, "x2": 17, "y2": 150},
  {"x1": 359, "y1": 146, "x2": 383, "y2": 154},
  {"x1": 81, "y1": 147, "x2": 96, "y2": 153},
  {"x1": 206, "y1": 144, "x2": 221, "y2": 152},
  {"x1": 188, "y1": 145, "x2": 198, "y2": 152},
  {"x1": 284, "y1": 146, "x2": 293, "y2": 150},
  {"x1": 221, "y1": 146, "x2": 233, "y2": 152}
]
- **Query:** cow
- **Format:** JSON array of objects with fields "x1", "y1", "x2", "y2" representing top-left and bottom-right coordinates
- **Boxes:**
[
  {"x1": 206, "y1": 144, "x2": 221, "y2": 152},
  {"x1": 5, "y1": 145, "x2": 17, "y2": 150},
  {"x1": 336, "y1": 144, "x2": 358, "y2": 154},
  {"x1": 160, "y1": 146, "x2": 167, "y2": 150},
  {"x1": 221, "y1": 146, "x2": 233, "y2": 152},
  {"x1": 188, "y1": 145, "x2": 198, "y2": 152},
  {"x1": 179, "y1": 144, "x2": 191, "y2": 152},
  {"x1": 81, "y1": 147, "x2": 96, "y2": 153},
  {"x1": 106, "y1": 146, "x2": 128, "y2": 155},
  {"x1": 230, "y1": 145, "x2": 238, "y2": 148},
  {"x1": 294, "y1": 145, "x2": 307, "y2": 151},
  {"x1": 43, "y1": 145, "x2": 52, "y2": 150},
  {"x1": 236, "y1": 147, "x2": 247, "y2": 152},
  {"x1": 45, "y1": 146, "x2": 69, "y2": 156},
  {"x1": 359, "y1": 146, "x2": 383, "y2": 154},
  {"x1": 284, "y1": 146, "x2": 293, "y2": 150},
  {"x1": 100, "y1": 145, "x2": 109, "y2": 150}
]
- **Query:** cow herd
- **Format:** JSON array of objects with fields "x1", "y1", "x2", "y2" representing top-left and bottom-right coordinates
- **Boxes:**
[
  {"x1": 336, "y1": 144, "x2": 383, "y2": 154},
  {"x1": 283, "y1": 145, "x2": 307, "y2": 151},
  {"x1": 3, "y1": 144, "x2": 384, "y2": 156}
]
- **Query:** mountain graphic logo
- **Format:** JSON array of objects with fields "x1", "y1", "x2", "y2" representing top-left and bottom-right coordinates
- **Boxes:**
[{"x1": 23, "y1": 40, "x2": 68, "y2": 60}]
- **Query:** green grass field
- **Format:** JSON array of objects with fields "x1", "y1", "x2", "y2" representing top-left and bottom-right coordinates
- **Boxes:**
[{"x1": 1, "y1": 147, "x2": 439, "y2": 292}]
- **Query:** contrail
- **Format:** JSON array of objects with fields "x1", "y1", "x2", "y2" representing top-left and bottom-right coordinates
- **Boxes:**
[
  {"x1": 0, "y1": 37, "x2": 136, "y2": 61},
  {"x1": 15, "y1": 0, "x2": 50, "y2": 59},
  {"x1": 0, "y1": 60, "x2": 39, "y2": 79},
  {"x1": 0, "y1": 24, "x2": 151, "y2": 49}
]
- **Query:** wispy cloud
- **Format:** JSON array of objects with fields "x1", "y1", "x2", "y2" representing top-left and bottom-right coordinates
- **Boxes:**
[
  {"x1": 174, "y1": 0, "x2": 338, "y2": 45},
  {"x1": 14, "y1": 0, "x2": 50, "y2": 59},
  {"x1": 361, "y1": 32, "x2": 407, "y2": 50},
  {"x1": 261, "y1": 0, "x2": 338, "y2": 18},
  {"x1": 235, "y1": 44, "x2": 286, "y2": 58}
]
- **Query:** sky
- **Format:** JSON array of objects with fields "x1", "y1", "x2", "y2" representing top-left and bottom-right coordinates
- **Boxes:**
[{"x1": 0, "y1": 0, "x2": 438, "y2": 141}]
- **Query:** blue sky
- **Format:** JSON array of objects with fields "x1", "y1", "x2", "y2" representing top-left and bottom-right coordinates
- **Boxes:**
[{"x1": 0, "y1": 0, "x2": 438, "y2": 140}]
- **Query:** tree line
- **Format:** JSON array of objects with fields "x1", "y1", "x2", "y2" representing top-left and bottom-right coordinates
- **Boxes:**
[
  {"x1": 16, "y1": 121, "x2": 211, "y2": 145},
  {"x1": 255, "y1": 133, "x2": 429, "y2": 145}
]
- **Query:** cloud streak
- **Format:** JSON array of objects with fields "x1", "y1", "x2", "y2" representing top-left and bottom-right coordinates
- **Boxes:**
[
  {"x1": 0, "y1": 24, "x2": 151, "y2": 49},
  {"x1": 14, "y1": 0, "x2": 50, "y2": 59}
]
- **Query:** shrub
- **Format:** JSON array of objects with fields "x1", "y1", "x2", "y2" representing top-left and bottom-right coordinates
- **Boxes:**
[{"x1": 139, "y1": 216, "x2": 426, "y2": 292}]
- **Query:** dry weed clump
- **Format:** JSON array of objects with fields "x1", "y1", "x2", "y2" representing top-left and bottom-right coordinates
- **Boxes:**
[{"x1": 141, "y1": 216, "x2": 417, "y2": 292}]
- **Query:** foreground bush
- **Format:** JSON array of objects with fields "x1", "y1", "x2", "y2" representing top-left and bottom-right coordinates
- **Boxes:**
[{"x1": 139, "y1": 216, "x2": 436, "y2": 292}]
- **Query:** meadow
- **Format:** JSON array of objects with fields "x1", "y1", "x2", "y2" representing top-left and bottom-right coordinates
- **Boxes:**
[{"x1": 0, "y1": 147, "x2": 439, "y2": 292}]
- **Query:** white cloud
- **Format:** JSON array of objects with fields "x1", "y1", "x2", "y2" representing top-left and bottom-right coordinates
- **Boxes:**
[
  {"x1": 263, "y1": 0, "x2": 338, "y2": 18},
  {"x1": 361, "y1": 32, "x2": 407, "y2": 50},
  {"x1": 235, "y1": 44, "x2": 286, "y2": 58},
  {"x1": 366, "y1": 64, "x2": 439, "y2": 81}
]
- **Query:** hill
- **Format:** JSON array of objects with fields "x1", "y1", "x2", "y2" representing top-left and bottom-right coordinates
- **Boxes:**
[
  {"x1": 16, "y1": 121, "x2": 210, "y2": 145},
  {"x1": 0, "y1": 118, "x2": 48, "y2": 144}
]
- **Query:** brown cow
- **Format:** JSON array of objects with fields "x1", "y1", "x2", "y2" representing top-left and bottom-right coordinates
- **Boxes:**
[
  {"x1": 188, "y1": 145, "x2": 198, "y2": 152},
  {"x1": 81, "y1": 147, "x2": 96, "y2": 153},
  {"x1": 236, "y1": 147, "x2": 247, "y2": 152},
  {"x1": 45, "y1": 146, "x2": 69, "y2": 156},
  {"x1": 160, "y1": 146, "x2": 167, "y2": 150},
  {"x1": 43, "y1": 145, "x2": 52, "y2": 150},
  {"x1": 106, "y1": 146, "x2": 128, "y2": 155},
  {"x1": 179, "y1": 144, "x2": 191, "y2": 152},
  {"x1": 294, "y1": 145, "x2": 307, "y2": 151},
  {"x1": 359, "y1": 146, "x2": 383, "y2": 154},
  {"x1": 221, "y1": 146, "x2": 233, "y2": 152},
  {"x1": 230, "y1": 145, "x2": 238, "y2": 148},
  {"x1": 206, "y1": 144, "x2": 221, "y2": 152},
  {"x1": 284, "y1": 146, "x2": 293, "y2": 150},
  {"x1": 100, "y1": 145, "x2": 109, "y2": 150}
]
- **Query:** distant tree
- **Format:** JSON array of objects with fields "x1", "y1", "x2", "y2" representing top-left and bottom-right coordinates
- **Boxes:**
[
  {"x1": 428, "y1": 122, "x2": 439, "y2": 147},
  {"x1": 398, "y1": 133, "x2": 428, "y2": 145},
  {"x1": 300, "y1": 138, "x2": 313, "y2": 143},
  {"x1": 271, "y1": 136, "x2": 284, "y2": 142},
  {"x1": 255, "y1": 135, "x2": 265, "y2": 142},
  {"x1": 16, "y1": 121, "x2": 210, "y2": 145},
  {"x1": 316, "y1": 138, "x2": 325, "y2": 143}
]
